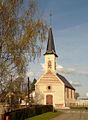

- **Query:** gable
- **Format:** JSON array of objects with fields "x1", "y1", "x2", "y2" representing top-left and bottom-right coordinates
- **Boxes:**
[
  {"x1": 35, "y1": 71, "x2": 75, "y2": 90},
  {"x1": 35, "y1": 71, "x2": 63, "y2": 86}
]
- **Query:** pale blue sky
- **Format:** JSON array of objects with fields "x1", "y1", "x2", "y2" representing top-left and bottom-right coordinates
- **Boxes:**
[{"x1": 27, "y1": 0, "x2": 88, "y2": 98}]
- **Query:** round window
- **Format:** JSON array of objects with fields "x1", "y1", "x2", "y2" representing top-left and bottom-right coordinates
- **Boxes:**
[{"x1": 48, "y1": 86, "x2": 51, "y2": 90}]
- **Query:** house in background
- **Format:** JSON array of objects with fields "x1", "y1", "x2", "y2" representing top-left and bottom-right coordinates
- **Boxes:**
[{"x1": 35, "y1": 28, "x2": 75, "y2": 109}]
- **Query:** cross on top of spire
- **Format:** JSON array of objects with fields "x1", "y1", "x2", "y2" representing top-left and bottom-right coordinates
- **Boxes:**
[{"x1": 49, "y1": 10, "x2": 52, "y2": 27}]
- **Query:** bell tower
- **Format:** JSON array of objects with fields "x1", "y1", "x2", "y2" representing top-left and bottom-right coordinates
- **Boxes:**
[{"x1": 44, "y1": 28, "x2": 58, "y2": 73}]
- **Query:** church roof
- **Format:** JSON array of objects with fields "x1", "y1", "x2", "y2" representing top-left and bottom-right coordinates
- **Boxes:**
[
  {"x1": 56, "y1": 73, "x2": 75, "y2": 90},
  {"x1": 44, "y1": 28, "x2": 58, "y2": 57}
]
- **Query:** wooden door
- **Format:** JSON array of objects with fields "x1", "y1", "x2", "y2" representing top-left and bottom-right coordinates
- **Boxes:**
[{"x1": 46, "y1": 95, "x2": 53, "y2": 105}]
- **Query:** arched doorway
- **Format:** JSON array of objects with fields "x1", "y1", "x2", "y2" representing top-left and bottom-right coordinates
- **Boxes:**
[{"x1": 46, "y1": 95, "x2": 53, "y2": 105}]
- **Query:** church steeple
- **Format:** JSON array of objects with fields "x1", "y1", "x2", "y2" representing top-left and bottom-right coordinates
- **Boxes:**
[
  {"x1": 44, "y1": 28, "x2": 58, "y2": 57},
  {"x1": 44, "y1": 28, "x2": 58, "y2": 73}
]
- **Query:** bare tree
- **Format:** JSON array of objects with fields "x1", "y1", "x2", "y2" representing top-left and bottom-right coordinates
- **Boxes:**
[{"x1": 0, "y1": 0, "x2": 47, "y2": 93}]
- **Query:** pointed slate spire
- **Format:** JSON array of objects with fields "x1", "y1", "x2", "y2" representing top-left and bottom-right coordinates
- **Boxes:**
[{"x1": 44, "y1": 28, "x2": 58, "y2": 57}]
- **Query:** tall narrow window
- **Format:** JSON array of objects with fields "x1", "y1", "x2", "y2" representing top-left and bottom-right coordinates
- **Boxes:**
[
  {"x1": 71, "y1": 90, "x2": 73, "y2": 98},
  {"x1": 48, "y1": 60, "x2": 52, "y2": 68},
  {"x1": 67, "y1": 88, "x2": 69, "y2": 98},
  {"x1": 55, "y1": 61, "x2": 56, "y2": 70}
]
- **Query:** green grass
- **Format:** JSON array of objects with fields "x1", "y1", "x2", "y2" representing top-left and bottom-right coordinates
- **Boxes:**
[{"x1": 25, "y1": 111, "x2": 62, "y2": 120}]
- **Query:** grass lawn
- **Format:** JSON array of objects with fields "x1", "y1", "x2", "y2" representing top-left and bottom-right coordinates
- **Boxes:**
[{"x1": 25, "y1": 111, "x2": 62, "y2": 120}]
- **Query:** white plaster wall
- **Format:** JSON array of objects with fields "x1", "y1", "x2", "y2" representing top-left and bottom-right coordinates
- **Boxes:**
[
  {"x1": 45, "y1": 54, "x2": 56, "y2": 73},
  {"x1": 35, "y1": 79, "x2": 65, "y2": 108}
]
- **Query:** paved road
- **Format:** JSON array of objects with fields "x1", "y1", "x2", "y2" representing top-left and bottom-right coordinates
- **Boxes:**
[{"x1": 51, "y1": 111, "x2": 88, "y2": 120}]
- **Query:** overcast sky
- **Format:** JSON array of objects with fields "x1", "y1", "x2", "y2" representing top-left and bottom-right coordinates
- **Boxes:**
[{"x1": 27, "y1": 0, "x2": 88, "y2": 98}]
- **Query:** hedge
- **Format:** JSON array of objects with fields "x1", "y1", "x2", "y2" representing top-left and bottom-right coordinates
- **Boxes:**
[{"x1": 4, "y1": 105, "x2": 53, "y2": 120}]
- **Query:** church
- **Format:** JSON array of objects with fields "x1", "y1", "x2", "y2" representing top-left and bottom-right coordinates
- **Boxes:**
[{"x1": 35, "y1": 28, "x2": 75, "y2": 109}]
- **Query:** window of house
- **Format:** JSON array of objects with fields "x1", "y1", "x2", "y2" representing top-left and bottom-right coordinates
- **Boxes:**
[{"x1": 67, "y1": 88, "x2": 69, "y2": 98}]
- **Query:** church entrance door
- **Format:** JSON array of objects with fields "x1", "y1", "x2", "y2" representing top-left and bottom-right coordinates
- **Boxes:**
[{"x1": 46, "y1": 95, "x2": 53, "y2": 105}]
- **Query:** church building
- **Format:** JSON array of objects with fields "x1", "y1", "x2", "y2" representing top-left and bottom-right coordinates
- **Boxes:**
[{"x1": 35, "y1": 28, "x2": 75, "y2": 109}]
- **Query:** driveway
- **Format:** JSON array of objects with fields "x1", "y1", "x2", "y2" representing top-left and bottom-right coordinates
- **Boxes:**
[{"x1": 51, "y1": 110, "x2": 88, "y2": 120}]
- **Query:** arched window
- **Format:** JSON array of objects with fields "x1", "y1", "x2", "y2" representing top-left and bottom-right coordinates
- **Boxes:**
[{"x1": 48, "y1": 60, "x2": 52, "y2": 68}]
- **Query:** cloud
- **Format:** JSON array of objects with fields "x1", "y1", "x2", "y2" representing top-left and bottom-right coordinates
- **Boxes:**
[
  {"x1": 86, "y1": 92, "x2": 88, "y2": 97},
  {"x1": 78, "y1": 71, "x2": 88, "y2": 76},
  {"x1": 71, "y1": 80, "x2": 82, "y2": 87},
  {"x1": 57, "y1": 64, "x2": 75, "y2": 74},
  {"x1": 57, "y1": 64, "x2": 63, "y2": 70},
  {"x1": 41, "y1": 63, "x2": 45, "y2": 71},
  {"x1": 26, "y1": 71, "x2": 34, "y2": 77},
  {"x1": 57, "y1": 64, "x2": 88, "y2": 77},
  {"x1": 41, "y1": 63, "x2": 88, "y2": 77},
  {"x1": 57, "y1": 65, "x2": 82, "y2": 87}
]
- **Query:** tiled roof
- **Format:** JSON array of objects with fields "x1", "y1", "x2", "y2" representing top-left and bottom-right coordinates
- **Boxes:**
[{"x1": 56, "y1": 73, "x2": 75, "y2": 90}]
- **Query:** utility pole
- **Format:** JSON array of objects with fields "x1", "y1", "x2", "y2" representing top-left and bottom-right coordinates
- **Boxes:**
[
  {"x1": 28, "y1": 77, "x2": 30, "y2": 104},
  {"x1": 10, "y1": 75, "x2": 13, "y2": 111}
]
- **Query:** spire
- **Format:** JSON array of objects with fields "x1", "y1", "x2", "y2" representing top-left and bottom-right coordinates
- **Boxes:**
[{"x1": 44, "y1": 28, "x2": 58, "y2": 57}]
